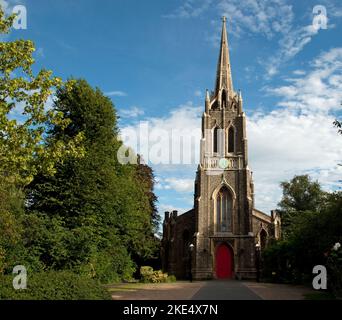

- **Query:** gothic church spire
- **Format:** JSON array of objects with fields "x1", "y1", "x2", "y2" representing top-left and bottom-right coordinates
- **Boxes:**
[{"x1": 215, "y1": 16, "x2": 234, "y2": 97}]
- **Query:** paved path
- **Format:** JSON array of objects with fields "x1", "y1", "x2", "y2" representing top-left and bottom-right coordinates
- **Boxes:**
[
  {"x1": 191, "y1": 280, "x2": 261, "y2": 300},
  {"x1": 109, "y1": 282, "x2": 204, "y2": 300},
  {"x1": 243, "y1": 281, "x2": 314, "y2": 300},
  {"x1": 109, "y1": 280, "x2": 313, "y2": 300}
]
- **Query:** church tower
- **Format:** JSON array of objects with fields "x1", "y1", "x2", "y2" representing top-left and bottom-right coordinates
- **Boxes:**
[
  {"x1": 161, "y1": 17, "x2": 281, "y2": 281},
  {"x1": 192, "y1": 16, "x2": 256, "y2": 279}
]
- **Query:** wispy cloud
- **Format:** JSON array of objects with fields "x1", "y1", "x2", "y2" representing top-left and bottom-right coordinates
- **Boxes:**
[
  {"x1": 157, "y1": 177, "x2": 194, "y2": 193},
  {"x1": 164, "y1": 0, "x2": 327, "y2": 76},
  {"x1": 119, "y1": 106, "x2": 144, "y2": 118},
  {"x1": 264, "y1": 24, "x2": 320, "y2": 77},
  {"x1": 218, "y1": 0, "x2": 294, "y2": 39},
  {"x1": 266, "y1": 48, "x2": 342, "y2": 112},
  {"x1": 218, "y1": 0, "x2": 324, "y2": 76},
  {"x1": 163, "y1": 0, "x2": 213, "y2": 19},
  {"x1": 105, "y1": 90, "x2": 127, "y2": 97}
]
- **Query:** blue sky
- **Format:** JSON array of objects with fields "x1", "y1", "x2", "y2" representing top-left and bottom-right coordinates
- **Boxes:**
[{"x1": 4, "y1": 0, "x2": 342, "y2": 218}]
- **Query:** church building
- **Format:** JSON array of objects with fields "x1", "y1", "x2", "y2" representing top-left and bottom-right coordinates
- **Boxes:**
[{"x1": 161, "y1": 17, "x2": 281, "y2": 280}]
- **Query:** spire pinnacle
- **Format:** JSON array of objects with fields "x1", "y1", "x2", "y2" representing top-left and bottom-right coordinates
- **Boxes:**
[
  {"x1": 205, "y1": 89, "x2": 210, "y2": 101},
  {"x1": 215, "y1": 16, "x2": 233, "y2": 97}
]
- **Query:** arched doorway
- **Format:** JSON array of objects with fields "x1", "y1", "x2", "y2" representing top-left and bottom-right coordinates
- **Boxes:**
[{"x1": 215, "y1": 243, "x2": 233, "y2": 279}]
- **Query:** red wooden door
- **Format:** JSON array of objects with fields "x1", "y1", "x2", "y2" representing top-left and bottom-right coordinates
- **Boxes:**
[{"x1": 216, "y1": 244, "x2": 233, "y2": 279}]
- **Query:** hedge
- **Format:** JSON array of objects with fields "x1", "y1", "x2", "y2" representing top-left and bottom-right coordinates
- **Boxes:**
[{"x1": 0, "y1": 270, "x2": 111, "y2": 300}]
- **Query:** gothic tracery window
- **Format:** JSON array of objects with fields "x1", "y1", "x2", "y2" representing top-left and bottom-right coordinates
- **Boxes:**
[{"x1": 216, "y1": 187, "x2": 232, "y2": 232}]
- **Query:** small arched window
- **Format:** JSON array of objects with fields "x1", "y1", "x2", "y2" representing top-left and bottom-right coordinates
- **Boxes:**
[
  {"x1": 216, "y1": 187, "x2": 232, "y2": 232},
  {"x1": 228, "y1": 127, "x2": 235, "y2": 153}
]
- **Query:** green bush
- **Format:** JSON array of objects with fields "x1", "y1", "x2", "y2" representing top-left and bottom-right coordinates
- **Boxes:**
[
  {"x1": 327, "y1": 244, "x2": 342, "y2": 298},
  {"x1": 79, "y1": 247, "x2": 136, "y2": 284},
  {"x1": 166, "y1": 275, "x2": 177, "y2": 283},
  {"x1": 140, "y1": 266, "x2": 176, "y2": 283},
  {"x1": 0, "y1": 270, "x2": 111, "y2": 300}
]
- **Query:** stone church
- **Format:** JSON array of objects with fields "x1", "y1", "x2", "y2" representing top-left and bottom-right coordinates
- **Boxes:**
[{"x1": 161, "y1": 17, "x2": 281, "y2": 280}]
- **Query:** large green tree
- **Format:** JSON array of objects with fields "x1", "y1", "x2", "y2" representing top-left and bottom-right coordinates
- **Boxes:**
[
  {"x1": 26, "y1": 79, "x2": 158, "y2": 282},
  {"x1": 278, "y1": 175, "x2": 326, "y2": 236},
  {"x1": 0, "y1": 8, "x2": 82, "y2": 274},
  {"x1": 263, "y1": 173, "x2": 341, "y2": 289}
]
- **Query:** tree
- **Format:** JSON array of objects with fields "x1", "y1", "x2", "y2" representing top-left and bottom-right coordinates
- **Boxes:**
[
  {"x1": 26, "y1": 79, "x2": 159, "y2": 281},
  {"x1": 0, "y1": 8, "x2": 83, "y2": 274},
  {"x1": 263, "y1": 174, "x2": 342, "y2": 288},
  {"x1": 278, "y1": 175, "x2": 326, "y2": 235}
]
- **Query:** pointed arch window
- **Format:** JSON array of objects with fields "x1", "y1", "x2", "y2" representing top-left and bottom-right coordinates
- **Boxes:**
[
  {"x1": 216, "y1": 187, "x2": 232, "y2": 232},
  {"x1": 228, "y1": 126, "x2": 235, "y2": 153}
]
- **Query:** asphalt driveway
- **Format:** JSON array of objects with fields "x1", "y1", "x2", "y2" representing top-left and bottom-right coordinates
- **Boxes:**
[{"x1": 109, "y1": 280, "x2": 313, "y2": 300}]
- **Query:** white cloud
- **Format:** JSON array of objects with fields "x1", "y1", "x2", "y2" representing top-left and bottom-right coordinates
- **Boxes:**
[
  {"x1": 218, "y1": 0, "x2": 294, "y2": 39},
  {"x1": 264, "y1": 24, "x2": 320, "y2": 77},
  {"x1": 158, "y1": 203, "x2": 188, "y2": 216},
  {"x1": 120, "y1": 102, "x2": 202, "y2": 165},
  {"x1": 321, "y1": 0, "x2": 342, "y2": 18},
  {"x1": 266, "y1": 48, "x2": 342, "y2": 113},
  {"x1": 119, "y1": 106, "x2": 144, "y2": 118},
  {"x1": 248, "y1": 110, "x2": 342, "y2": 213},
  {"x1": 105, "y1": 90, "x2": 127, "y2": 97},
  {"x1": 249, "y1": 47, "x2": 342, "y2": 212},
  {"x1": 293, "y1": 70, "x2": 306, "y2": 76},
  {"x1": 163, "y1": 0, "x2": 213, "y2": 19},
  {"x1": 158, "y1": 177, "x2": 194, "y2": 193}
]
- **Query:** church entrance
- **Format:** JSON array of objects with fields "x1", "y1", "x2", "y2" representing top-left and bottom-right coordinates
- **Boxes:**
[{"x1": 215, "y1": 243, "x2": 233, "y2": 279}]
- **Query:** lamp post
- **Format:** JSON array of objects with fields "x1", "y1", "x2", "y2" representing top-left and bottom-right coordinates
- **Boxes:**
[
  {"x1": 189, "y1": 243, "x2": 194, "y2": 282},
  {"x1": 255, "y1": 242, "x2": 261, "y2": 283}
]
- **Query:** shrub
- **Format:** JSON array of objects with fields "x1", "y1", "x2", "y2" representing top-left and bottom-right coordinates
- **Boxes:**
[
  {"x1": 79, "y1": 247, "x2": 136, "y2": 284},
  {"x1": 140, "y1": 266, "x2": 175, "y2": 283},
  {"x1": 0, "y1": 270, "x2": 111, "y2": 300},
  {"x1": 166, "y1": 275, "x2": 177, "y2": 283}
]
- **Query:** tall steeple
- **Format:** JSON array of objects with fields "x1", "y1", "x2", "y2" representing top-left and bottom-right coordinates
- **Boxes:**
[{"x1": 215, "y1": 16, "x2": 234, "y2": 97}]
